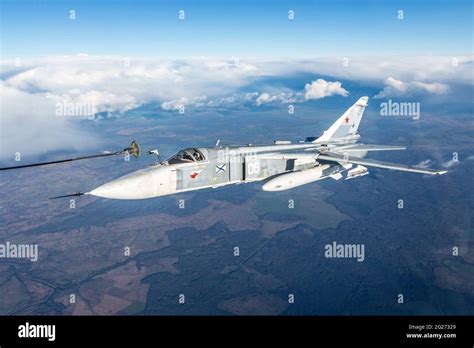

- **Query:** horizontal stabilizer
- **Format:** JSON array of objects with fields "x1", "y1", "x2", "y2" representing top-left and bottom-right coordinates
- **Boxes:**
[{"x1": 317, "y1": 152, "x2": 447, "y2": 175}]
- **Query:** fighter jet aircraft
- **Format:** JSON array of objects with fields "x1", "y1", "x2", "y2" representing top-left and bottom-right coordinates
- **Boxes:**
[{"x1": 0, "y1": 96, "x2": 447, "y2": 200}]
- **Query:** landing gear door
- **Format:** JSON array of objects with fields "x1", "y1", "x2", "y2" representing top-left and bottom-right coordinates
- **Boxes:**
[
  {"x1": 245, "y1": 156, "x2": 289, "y2": 181},
  {"x1": 229, "y1": 154, "x2": 244, "y2": 182},
  {"x1": 245, "y1": 156, "x2": 264, "y2": 181}
]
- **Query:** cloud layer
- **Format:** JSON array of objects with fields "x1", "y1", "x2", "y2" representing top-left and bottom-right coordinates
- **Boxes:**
[
  {"x1": 375, "y1": 77, "x2": 449, "y2": 98},
  {"x1": 304, "y1": 79, "x2": 349, "y2": 100},
  {"x1": 1, "y1": 55, "x2": 471, "y2": 159},
  {"x1": 0, "y1": 56, "x2": 263, "y2": 159}
]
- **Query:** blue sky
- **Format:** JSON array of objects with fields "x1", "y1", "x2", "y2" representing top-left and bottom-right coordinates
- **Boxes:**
[{"x1": 1, "y1": 0, "x2": 472, "y2": 58}]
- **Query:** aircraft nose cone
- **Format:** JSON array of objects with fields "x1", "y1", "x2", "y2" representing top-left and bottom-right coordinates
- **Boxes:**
[{"x1": 90, "y1": 168, "x2": 166, "y2": 199}]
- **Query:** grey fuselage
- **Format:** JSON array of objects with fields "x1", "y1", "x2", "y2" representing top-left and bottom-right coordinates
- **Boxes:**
[{"x1": 88, "y1": 142, "x2": 364, "y2": 199}]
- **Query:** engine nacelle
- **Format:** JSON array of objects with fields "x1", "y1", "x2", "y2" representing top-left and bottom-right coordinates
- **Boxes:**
[{"x1": 262, "y1": 165, "x2": 330, "y2": 191}]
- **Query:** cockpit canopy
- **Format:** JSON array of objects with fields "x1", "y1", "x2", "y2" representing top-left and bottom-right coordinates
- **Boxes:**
[{"x1": 166, "y1": 148, "x2": 205, "y2": 164}]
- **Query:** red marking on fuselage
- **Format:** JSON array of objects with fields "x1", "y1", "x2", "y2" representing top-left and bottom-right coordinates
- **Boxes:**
[
  {"x1": 190, "y1": 172, "x2": 199, "y2": 179},
  {"x1": 345, "y1": 116, "x2": 350, "y2": 123}
]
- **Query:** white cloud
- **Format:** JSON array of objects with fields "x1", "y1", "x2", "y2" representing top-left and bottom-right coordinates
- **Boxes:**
[
  {"x1": 0, "y1": 83, "x2": 97, "y2": 160},
  {"x1": 374, "y1": 77, "x2": 449, "y2": 98},
  {"x1": 255, "y1": 93, "x2": 274, "y2": 105},
  {"x1": 441, "y1": 154, "x2": 474, "y2": 168},
  {"x1": 410, "y1": 81, "x2": 449, "y2": 94},
  {"x1": 2, "y1": 56, "x2": 262, "y2": 112},
  {"x1": 304, "y1": 79, "x2": 348, "y2": 100},
  {"x1": 161, "y1": 97, "x2": 190, "y2": 111},
  {"x1": 243, "y1": 92, "x2": 259, "y2": 101},
  {"x1": 161, "y1": 96, "x2": 208, "y2": 110},
  {"x1": 258, "y1": 56, "x2": 473, "y2": 86},
  {"x1": 255, "y1": 92, "x2": 297, "y2": 106},
  {"x1": 417, "y1": 156, "x2": 473, "y2": 170},
  {"x1": 0, "y1": 56, "x2": 264, "y2": 158},
  {"x1": 0, "y1": 55, "x2": 471, "y2": 158},
  {"x1": 251, "y1": 79, "x2": 346, "y2": 106},
  {"x1": 442, "y1": 159, "x2": 460, "y2": 168},
  {"x1": 415, "y1": 159, "x2": 433, "y2": 168}
]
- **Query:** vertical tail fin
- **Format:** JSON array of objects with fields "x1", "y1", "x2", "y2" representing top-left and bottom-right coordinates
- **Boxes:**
[{"x1": 315, "y1": 96, "x2": 369, "y2": 143}]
